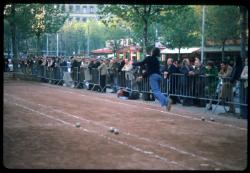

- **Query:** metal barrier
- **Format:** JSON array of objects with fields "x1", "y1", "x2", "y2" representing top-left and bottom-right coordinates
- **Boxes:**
[{"x1": 15, "y1": 64, "x2": 248, "y2": 114}]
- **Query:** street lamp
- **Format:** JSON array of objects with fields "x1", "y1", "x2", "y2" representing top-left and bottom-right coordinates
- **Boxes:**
[
  {"x1": 87, "y1": 25, "x2": 89, "y2": 57},
  {"x1": 201, "y1": 5, "x2": 206, "y2": 64},
  {"x1": 45, "y1": 33, "x2": 49, "y2": 56},
  {"x1": 56, "y1": 33, "x2": 59, "y2": 56}
]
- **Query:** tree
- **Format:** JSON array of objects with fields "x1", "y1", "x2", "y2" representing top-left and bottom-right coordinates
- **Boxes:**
[
  {"x1": 4, "y1": 19, "x2": 11, "y2": 56},
  {"x1": 59, "y1": 22, "x2": 86, "y2": 56},
  {"x1": 59, "y1": 19, "x2": 129, "y2": 56},
  {"x1": 30, "y1": 4, "x2": 68, "y2": 55},
  {"x1": 31, "y1": 5, "x2": 46, "y2": 56},
  {"x1": 206, "y1": 6, "x2": 240, "y2": 61},
  {"x1": 98, "y1": 5, "x2": 167, "y2": 56},
  {"x1": 239, "y1": 6, "x2": 248, "y2": 61},
  {"x1": 4, "y1": 4, "x2": 68, "y2": 59},
  {"x1": 160, "y1": 6, "x2": 200, "y2": 60},
  {"x1": 4, "y1": 4, "x2": 18, "y2": 72}
]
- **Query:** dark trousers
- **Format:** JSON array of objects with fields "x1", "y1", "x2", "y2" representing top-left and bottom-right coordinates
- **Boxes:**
[
  {"x1": 100, "y1": 75, "x2": 106, "y2": 92},
  {"x1": 240, "y1": 86, "x2": 248, "y2": 119}
]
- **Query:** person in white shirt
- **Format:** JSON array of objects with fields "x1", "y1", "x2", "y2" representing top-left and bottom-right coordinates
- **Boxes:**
[
  {"x1": 240, "y1": 57, "x2": 248, "y2": 119},
  {"x1": 121, "y1": 59, "x2": 134, "y2": 89}
]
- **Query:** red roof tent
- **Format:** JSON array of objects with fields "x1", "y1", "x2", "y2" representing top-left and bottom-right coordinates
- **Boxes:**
[
  {"x1": 91, "y1": 47, "x2": 113, "y2": 54},
  {"x1": 116, "y1": 45, "x2": 141, "y2": 60},
  {"x1": 116, "y1": 45, "x2": 141, "y2": 54}
]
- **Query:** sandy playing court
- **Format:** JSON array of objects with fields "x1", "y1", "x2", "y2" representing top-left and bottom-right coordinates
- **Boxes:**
[{"x1": 3, "y1": 78, "x2": 247, "y2": 170}]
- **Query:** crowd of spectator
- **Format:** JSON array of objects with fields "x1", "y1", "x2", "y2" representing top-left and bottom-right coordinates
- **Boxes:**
[{"x1": 6, "y1": 54, "x2": 248, "y2": 118}]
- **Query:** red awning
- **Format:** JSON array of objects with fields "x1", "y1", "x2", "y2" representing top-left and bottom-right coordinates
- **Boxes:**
[
  {"x1": 117, "y1": 45, "x2": 141, "y2": 53},
  {"x1": 91, "y1": 48, "x2": 113, "y2": 54}
]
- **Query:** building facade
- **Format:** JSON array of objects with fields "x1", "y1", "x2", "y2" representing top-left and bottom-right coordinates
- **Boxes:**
[{"x1": 61, "y1": 4, "x2": 99, "y2": 23}]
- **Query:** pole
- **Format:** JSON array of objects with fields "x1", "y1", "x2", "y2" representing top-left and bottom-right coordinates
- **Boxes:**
[
  {"x1": 201, "y1": 5, "x2": 205, "y2": 64},
  {"x1": 155, "y1": 28, "x2": 158, "y2": 47},
  {"x1": 56, "y1": 33, "x2": 59, "y2": 56},
  {"x1": 46, "y1": 34, "x2": 49, "y2": 56},
  {"x1": 87, "y1": 25, "x2": 89, "y2": 57}
]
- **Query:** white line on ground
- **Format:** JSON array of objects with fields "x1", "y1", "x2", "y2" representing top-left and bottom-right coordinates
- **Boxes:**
[
  {"x1": 4, "y1": 93, "x2": 239, "y2": 170},
  {"x1": 4, "y1": 99, "x2": 192, "y2": 170}
]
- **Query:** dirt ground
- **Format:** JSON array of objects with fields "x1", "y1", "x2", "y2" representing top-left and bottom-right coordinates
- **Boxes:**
[{"x1": 3, "y1": 78, "x2": 248, "y2": 170}]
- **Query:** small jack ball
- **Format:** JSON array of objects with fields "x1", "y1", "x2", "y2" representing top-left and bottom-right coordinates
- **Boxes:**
[
  {"x1": 76, "y1": 122, "x2": 81, "y2": 127},
  {"x1": 114, "y1": 129, "x2": 119, "y2": 134}
]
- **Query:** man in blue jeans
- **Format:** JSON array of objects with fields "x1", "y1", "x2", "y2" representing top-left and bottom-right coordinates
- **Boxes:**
[{"x1": 132, "y1": 47, "x2": 172, "y2": 111}]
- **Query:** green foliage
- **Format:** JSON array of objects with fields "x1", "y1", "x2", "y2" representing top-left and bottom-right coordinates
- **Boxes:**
[
  {"x1": 30, "y1": 4, "x2": 68, "y2": 36},
  {"x1": 160, "y1": 5, "x2": 200, "y2": 49},
  {"x1": 44, "y1": 4, "x2": 68, "y2": 34},
  {"x1": 4, "y1": 4, "x2": 68, "y2": 55},
  {"x1": 205, "y1": 5, "x2": 240, "y2": 43},
  {"x1": 59, "y1": 19, "x2": 129, "y2": 55},
  {"x1": 4, "y1": 4, "x2": 34, "y2": 40},
  {"x1": 98, "y1": 5, "x2": 168, "y2": 53}
]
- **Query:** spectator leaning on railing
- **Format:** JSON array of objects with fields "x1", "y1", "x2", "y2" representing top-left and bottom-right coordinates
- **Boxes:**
[
  {"x1": 205, "y1": 60, "x2": 218, "y2": 110},
  {"x1": 179, "y1": 58, "x2": 194, "y2": 106},
  {"x1": 41, "y1": 57, "x2": 47, "y2": 81},
  {"x1": 88, "y1": 59, "x2": 95, "y2": 75},
  {"x1": 108, "y1": 58, "x2": 120, "y2": 93},
  {"x1": 121, "y1": 59, "x2": 134, "y2": 89},
  {"x1": 162, "y1": 58, "x2": 179, "y2": 104},
  {"x1": 230, "y1": 56, "x2": 243, "y2": 87},
  {"x1": 192, "y1": 58, "x2": 206, "y2": 107},
  {"x1": 82, "y1": 59, "x2": 91, "y2": 82},
  {"x1": 48, "y1": 57, "x2": 55, "y2": 83},
  {"x1": 218, "y1": 60, "x2": 234, "y2": 113},
  {"x1": 54, "y1": 57, "x2": 61, "y2": 84},
  {"x1": 97, "y1": 59, "x2": 108, "y2": 92}
]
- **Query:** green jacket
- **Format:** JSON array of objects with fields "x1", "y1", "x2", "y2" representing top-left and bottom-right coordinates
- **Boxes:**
[{"x1": 205, "y1": 66, "x2": 218, "y2": 96}]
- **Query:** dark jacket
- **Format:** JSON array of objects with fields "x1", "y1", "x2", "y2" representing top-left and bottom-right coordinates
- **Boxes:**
[
  {"x1": 193, "y1": 65, "x2": 206, "y2": 76},
  {"x1": 230, "y1": 59, "x2": 243, "y2": 84},
  {"x1": 60, "y1": 61, "x2": 67, "y2": 67},
  {"x1": 163, "y1": 64, "x2": 179, "y2": 78},
  {"x1": 132, "y1": 56, "x2": 160, "y2": 77},
  {"x1": 118, "y1": 60, "x2": 125, "y2": 72}
]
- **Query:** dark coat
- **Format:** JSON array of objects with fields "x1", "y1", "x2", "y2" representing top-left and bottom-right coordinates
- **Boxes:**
[
  {"x1": 163, "y1": 64, "x2": 179, "y2": 78},
  {"x1": 230, "y1": 63, "x2": 243, "y2": 84},
  {"x1": 132, "y1": 56, "x2": 161, "y2": 77}
]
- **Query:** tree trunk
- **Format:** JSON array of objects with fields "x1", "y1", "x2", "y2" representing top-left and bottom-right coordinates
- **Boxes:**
[
  {"x1": 143, "y1": 18, "x2": 148, "y2": 57},
  {"x1": 10, "y1": 4, "x2": 18, "y2": 72},
  {"x1": 36, "y1": 34, "x2": 41, "y2": 56},
  {"x1": 178, "y1": 47, "x2": 181, "y2": 61},
  {"x1": 25, "y1": 39, "x2": 28, "y2": 53},
  {"x1": 240, "y1": 6, "x2": 247, "y2": 61},
  {"x1": 221, "y1": 40, "x2": 225, "y2": 61}
]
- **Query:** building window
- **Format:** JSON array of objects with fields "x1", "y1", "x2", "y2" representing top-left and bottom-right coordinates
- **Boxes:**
[
  {"x1": 69, "y1": 5, "x2": 73, "y2": 12},
  {"x1": 82, "y1": 6, "x2": 87, "y2": 13},
  {"x1": 90, "y1": 6, "x2": 94, "y2": 13},
  {"x1": 82, "y1": 17, "x2": 87, "y2": 22},
  {"x1": 61, "y1": 5, "x2": 65, "y2": 11},
  {"x1": 76, "y1": 17, "x2": 80, "y2": 22},
  {"x1": 75, "y1": 5, "x2": 80, "y2": 13},
  {"x1": 68, "y1": 17, "x2": 73, "y2": 22}
]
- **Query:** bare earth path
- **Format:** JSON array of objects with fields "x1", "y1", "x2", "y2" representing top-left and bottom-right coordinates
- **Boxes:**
[{"x1": 3, "y1": 78, "x2": 247, "y2": 170}]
